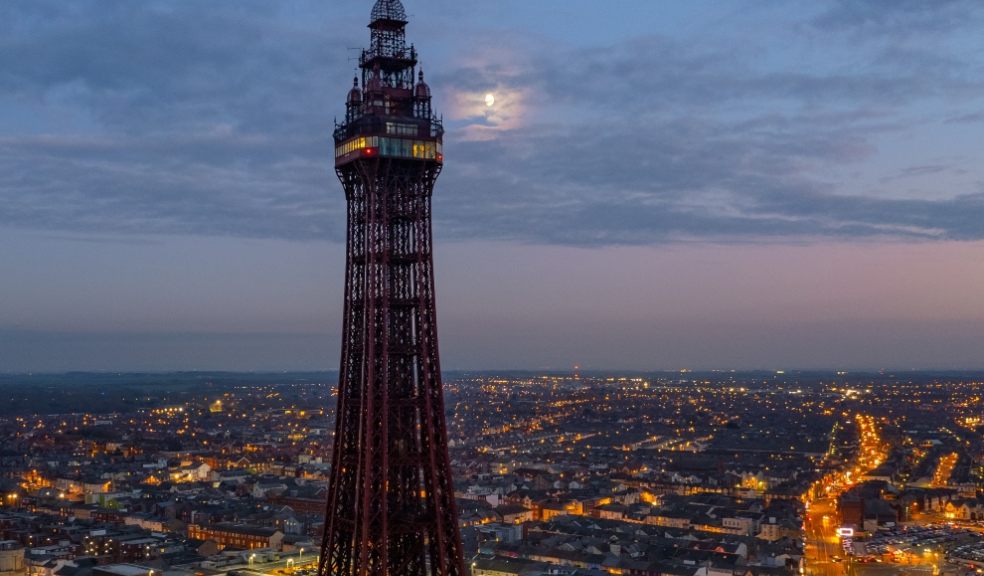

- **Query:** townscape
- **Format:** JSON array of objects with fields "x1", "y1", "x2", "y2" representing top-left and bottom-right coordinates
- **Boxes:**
[
  {"x1": 5, "y1": 1, "x2": 984, "y2": 576},
  {"x1": 0, "y1": 372, "x2": 981, "y2": 576}
]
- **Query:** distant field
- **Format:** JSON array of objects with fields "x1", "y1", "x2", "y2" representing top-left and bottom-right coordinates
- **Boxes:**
[
  {"x1": 0, "y1": 372, "x2": 335, "y2": 416},
  {"x1": 0, "y1": 369, "x2": 981, "y2": 417}
]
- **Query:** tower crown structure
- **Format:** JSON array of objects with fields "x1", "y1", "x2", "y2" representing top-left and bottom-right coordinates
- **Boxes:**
[
  {"x1": 321, "y1": 3, "x2": 464, "y2": 576},
  {"x1": 335, "y1": 0, "x2": 442, "y2": 167}
]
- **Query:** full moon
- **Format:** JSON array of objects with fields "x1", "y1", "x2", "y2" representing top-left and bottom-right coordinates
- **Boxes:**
[{"x1": 484, "y1": 93, "x2": 495, "y2": 107}]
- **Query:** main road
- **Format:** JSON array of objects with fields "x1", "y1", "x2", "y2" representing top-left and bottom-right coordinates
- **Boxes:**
[
  {"x1": 804, "y1": 497, "x2": 846, "y2": 576},
  {"x1": 803, "y1": 414, "x2": 889, "y2": 576}
]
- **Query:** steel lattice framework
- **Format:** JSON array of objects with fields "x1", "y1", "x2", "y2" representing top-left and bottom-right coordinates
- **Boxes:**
[{"x1": 318, "y1": 2, "x2": 465, "y2": 576}]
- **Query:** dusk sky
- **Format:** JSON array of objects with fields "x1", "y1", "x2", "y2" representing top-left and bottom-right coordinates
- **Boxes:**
[{"x1": 2, "y1": 0, "x2": 984, "y2": 372}]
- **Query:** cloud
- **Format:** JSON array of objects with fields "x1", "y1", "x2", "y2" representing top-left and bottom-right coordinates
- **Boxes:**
[
  {"x1": 0, "y1": 0, "x2": 352, "y2": 240},
  {"x1": 0, "y1": 133, "x2": 343, "y2": 240},
  {"x1": 811, "y1": 0, "x2": 984, "y2": 35},
  {"x1": 1, "y1": 0, "x2": 984, "y2": 246}
]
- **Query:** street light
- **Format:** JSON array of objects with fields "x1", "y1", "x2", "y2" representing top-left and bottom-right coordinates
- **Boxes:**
[
  {"x1": 299, "y1": 548, "x2": 305, "y2": 560},
  {"x1": 249, "y1": 554, "x2": 257, "y2": 566}
]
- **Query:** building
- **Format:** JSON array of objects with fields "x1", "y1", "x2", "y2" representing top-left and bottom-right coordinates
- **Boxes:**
[
  {"x1": 472, "y1": 557, "x2": 548, "y2": 576},
  {"x1": 91, "y1": 564, "x2": 155, "y2": 576},
  {"x1": 0, "y1": 542, "x2": 26, "y2": 576},
  {"x1": 318, "y1": 2, "x2": 465, "y2": 576},
  {"x1": 186, "y1": 524, "x2": 283, "y2": 551}
]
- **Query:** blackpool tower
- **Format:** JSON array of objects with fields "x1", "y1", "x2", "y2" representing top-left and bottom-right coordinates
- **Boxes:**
[{"x1": 318, "y1": 2, "x2": 466, "y2": 576}]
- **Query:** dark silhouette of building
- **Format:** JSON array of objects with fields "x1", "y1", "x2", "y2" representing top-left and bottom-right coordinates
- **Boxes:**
[{"x1": 318, "y1": 2, "x2": 465, "y2": 576}]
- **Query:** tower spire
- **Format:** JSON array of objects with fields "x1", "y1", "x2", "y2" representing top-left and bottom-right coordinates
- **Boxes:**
[{"x1": 362, "y1": 0, "x2": 416, "y2": 89}]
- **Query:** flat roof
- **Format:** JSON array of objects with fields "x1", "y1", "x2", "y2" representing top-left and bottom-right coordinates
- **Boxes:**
[{"x1": 93, "y1": 564, "x2": 154, "y2": 576}]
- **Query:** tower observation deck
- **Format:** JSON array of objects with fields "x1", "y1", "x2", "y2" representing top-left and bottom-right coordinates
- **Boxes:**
[{"x1": 319, "y1": 2, "x2": 465, "y2": 576}]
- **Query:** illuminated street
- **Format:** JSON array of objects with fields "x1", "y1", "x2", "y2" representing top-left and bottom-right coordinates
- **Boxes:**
[
  {"x1": 803, "y1": 414, "x2": 891, "y2": 576},
  {"x1": 804, "y1": 498, "x2": 845, "y2": 576},
  {"x1": 931, "y1": 453, "x2": 960, "y2": 488}
]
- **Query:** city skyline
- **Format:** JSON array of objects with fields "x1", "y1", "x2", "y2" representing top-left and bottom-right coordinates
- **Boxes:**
[{"x1": 3, "y1": 0, "x2": 984, "y2": 372}]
